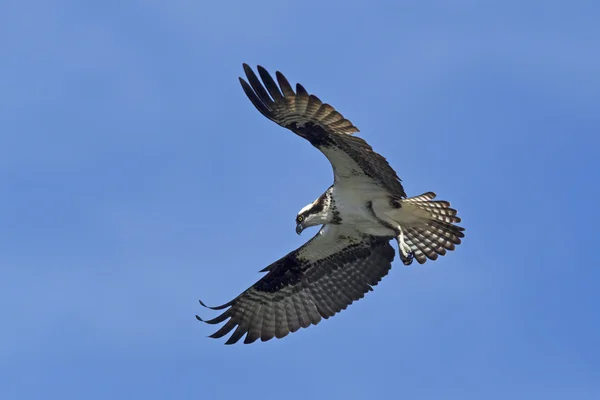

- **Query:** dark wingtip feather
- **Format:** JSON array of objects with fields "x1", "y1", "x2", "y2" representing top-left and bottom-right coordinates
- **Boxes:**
[
  {"x1": 240, "y1": 64, "x2": 360, "y2": 136},
  {"x1": 242, "y1": 63, "x2": 255, "y2": 78},
  {"x1": 198, "y1": 299, "x2": 210, "y2": 307},
  {"x1": 296, "y1": 83, "x2": 309, "y2": 96},
  {"x1": 239, "y1": 77, "x2": 273, "y2": 120},
  {"x1": 198, "y1": 298, "x2": 234, "y2": 311},
  {"x1": 257, "y1": 65, "x2": 284, "y2": 101},
  {"x1": 259, "y1": 265, "x2": 270, "y2": 272},
  {"x1": 244, "y1": 334, "x2": 260, "y2": 344},
  {"x1": 196, "y1": 310, "x2": 231, "y2": 325},
  {"x1": 296, "y1": 83, "x2": 308, "y2": 95},
  {"x1": 275, "y1": 71, "x2": 295, "y2": 97},
  {"x1": 209, "y1": 319, "x2": 238, "y2": 339},
  {"x1": 224, "y1": 326, "x2": 248, "y2": 345}
]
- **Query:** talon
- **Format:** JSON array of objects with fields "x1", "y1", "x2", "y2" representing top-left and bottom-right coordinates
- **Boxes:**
[
  {"x1": 396, "y1": 226, "x2": 413, "y2": 266},
  {"x1": 400, "y1": 251, "x2": 414, "y2": 266}
]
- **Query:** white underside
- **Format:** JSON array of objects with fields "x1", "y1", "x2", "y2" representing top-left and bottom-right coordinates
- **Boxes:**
[
  {"x1": 319, "y1": 145, "x2": 432, "y2": 238},
  {"x1": 331, "y1": 179, "x2": 432, "y2": 237}
]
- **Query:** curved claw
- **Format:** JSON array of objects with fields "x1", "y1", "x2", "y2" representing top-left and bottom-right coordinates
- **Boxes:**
[{"x1": 400, "y1": 251, "x2": 414, "y2": 266}]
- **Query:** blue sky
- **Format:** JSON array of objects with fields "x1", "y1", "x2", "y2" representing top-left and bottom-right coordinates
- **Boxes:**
[{"x1": 1, "y1": 0, "x2": 599, "y2": 399}]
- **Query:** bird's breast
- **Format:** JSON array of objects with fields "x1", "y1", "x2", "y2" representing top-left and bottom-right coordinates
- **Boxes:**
[{"x1": 331, "y1": 184, "x2": 396, "y2": 236}]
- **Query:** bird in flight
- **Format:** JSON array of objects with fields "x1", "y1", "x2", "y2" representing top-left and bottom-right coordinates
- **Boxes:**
[{"x1": 196, "y1": 64, "x2": 465, "y2": 344}]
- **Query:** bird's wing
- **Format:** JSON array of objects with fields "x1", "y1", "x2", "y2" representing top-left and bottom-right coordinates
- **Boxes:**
[
  {"x1": 196, "y1": 225, "x2": 395, "y2": 344},
  {"x1": 239, "y1": 64, "x2": 407, "y2": 198}
]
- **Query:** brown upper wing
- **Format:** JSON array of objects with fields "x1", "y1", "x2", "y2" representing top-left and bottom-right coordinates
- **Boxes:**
[{"x1": 239, "y1": 64, "x2": 407, "y2": 198}]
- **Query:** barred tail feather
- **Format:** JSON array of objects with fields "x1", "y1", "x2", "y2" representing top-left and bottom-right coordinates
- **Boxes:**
[{"x1": 399, "y1": 192, "x2": 465, "y2": 264}]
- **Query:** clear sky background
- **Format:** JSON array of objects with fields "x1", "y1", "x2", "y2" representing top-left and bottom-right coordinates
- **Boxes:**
[{"x1": 1, "y1": 1, "x2": 599, "y2": 399}]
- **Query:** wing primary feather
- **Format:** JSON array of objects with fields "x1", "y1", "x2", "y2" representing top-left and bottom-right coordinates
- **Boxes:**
[
  {"x1": 296, "y1": 83, "x2": 308, "y2": 96},
  {"x1": 257, "y1": 65, "x2": 284, "y2": 102},
  {"x1": 195, "y1": 309, "x2": 231, "y2": 325},
  {"x1": 276, "y1": 71, "x2": 296, "y2": 98},
  {"x1": 244, "y1": 306, "x2": 264, "y2": 344},
  {"x1": 198, "y1": 298, "x2": 235, "y2": 311},
  {"x1": 242, "y1": 63, "x2": 274, "y2": 107},
  {"x1": 208, "y1": 318, "x2": 238, "y2": 339},
  {"x1": 225, "y1": 325, "x2": 248, "y2": 345},
  {"x1": 239, "y1": 78, "x2": 273, "y2": 121},
  {"x1": 226, "y1": 300, "x2": 263, "y2": 345}
]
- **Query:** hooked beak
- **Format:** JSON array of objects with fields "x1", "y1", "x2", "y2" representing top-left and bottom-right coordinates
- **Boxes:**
[{"x1": 296, "y1": 222, "x2": 304, "y2": 235}]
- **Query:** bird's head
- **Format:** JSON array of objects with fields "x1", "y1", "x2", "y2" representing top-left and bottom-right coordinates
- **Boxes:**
[{"x1": 295, "y1": 194, "x2": 331, "y2": 235}]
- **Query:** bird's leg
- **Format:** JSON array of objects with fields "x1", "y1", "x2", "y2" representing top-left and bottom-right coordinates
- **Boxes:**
[{"x1": 396, "y1": 226, "x2": 414, "y2": 266}]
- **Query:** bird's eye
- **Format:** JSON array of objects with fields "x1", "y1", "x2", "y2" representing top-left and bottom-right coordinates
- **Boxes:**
[{"x1": 297, "y1": 215, "x2": 304, "y2": 222}]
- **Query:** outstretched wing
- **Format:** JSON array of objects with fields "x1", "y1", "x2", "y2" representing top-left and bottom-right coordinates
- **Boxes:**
[
  {"x1": 239, "y1": 64, "x2": 407, "y2": 199},
  {"x1": 196, "y1": 225, "x2": 395, "y2": 344}
]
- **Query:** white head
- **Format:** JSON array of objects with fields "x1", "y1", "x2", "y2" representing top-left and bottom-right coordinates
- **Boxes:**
[{"x1": 295, "y1": 192, "x2": 333, "y2": 235}]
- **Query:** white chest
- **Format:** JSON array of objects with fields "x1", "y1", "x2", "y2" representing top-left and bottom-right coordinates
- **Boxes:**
[{"x1": 331, "y1": 183, "x2": 396, "y2": 236}]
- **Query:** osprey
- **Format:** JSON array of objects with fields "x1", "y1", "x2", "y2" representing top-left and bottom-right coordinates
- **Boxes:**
[{"x1": 196, "y1": 64, "x2": 465, "y2": 344}]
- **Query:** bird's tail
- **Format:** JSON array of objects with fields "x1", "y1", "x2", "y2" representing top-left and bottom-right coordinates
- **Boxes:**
[{"x1": 396, "y1": 192, "x2": 465, "y2": 264}]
